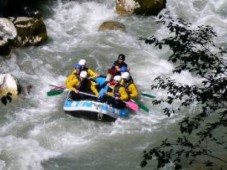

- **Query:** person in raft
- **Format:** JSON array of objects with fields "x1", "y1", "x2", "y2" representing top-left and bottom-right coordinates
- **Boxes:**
[
  {"x1": 77, "y1": 59, "x2": 100, "y2": 79},
  {"x1": 100, "y1": 54, "x2": 130, "y2": 88},
  {"x1": 65, "y1": 70, "x2": 99, "y2": 100},
  {"x1": 101, "y1": 75, "x2": 129, "y2": 109},
  {"x1": 121, "y1": 72, "x2": 138, "y2": 99}
]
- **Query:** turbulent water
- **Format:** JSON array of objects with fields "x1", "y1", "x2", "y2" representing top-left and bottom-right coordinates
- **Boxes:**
[{"x1": 0, "y1": 0, "x2": 227, "y2": 169}]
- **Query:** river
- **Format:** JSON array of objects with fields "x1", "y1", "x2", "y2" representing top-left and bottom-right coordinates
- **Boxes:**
[{"x1": 0, "y1": 0, "x2": 227, "y2": 169}]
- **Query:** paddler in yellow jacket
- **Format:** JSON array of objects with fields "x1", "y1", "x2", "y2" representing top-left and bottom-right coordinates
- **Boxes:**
[
  {"x1": 120, "y1": 72, "x2": 138, "y2": 99},
  {"x1": 70, "y1": 64, "x2": 82, "y2": 76},
  {"x1": 69, "y1": 59, "x2": 99, "y2": 79},
  {"x1": 65, "y1": 70, "x2": 99, "y2": 100},
  {"x1": 104, "y1": 75, "x2": 129, "y2": 109},
  {"x1": 78, "y1": 59, "x2": 99, "y2": 78}
]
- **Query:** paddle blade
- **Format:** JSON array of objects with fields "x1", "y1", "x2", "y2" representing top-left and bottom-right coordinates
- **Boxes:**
[
  {"x1": 50, "y1": 86, "x2": 66, "y2": 91},
  {"x1": 133, "y1": 99, "x2": 149, "y2": 112},
  {"x1": 141, "y1": 93, "x2": 156, "y2": 99},
  {"x1": 125, "y1": 101, "x2": 139, "y2": 112},
  {"x1": 49, "y1": 84, "x2": 66, "y2": 91},
  {"x1": 47, "y1": 89, "x2": 65, "y2": 96}
]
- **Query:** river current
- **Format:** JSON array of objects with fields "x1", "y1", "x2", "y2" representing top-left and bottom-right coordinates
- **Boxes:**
[{"x1": 0, "y1": 0, "x2": 227, "y2": 169}]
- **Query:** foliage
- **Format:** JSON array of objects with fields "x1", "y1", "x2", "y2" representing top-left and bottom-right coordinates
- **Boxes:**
[{"x1": 140, "y1": 11, "x2": 227, "y2": 169}]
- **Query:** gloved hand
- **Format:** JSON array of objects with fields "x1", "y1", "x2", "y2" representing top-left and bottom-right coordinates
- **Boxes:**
[
  {"x1": 73, "y1": 89, "x2": 79, "y2": 93},
  {"x1": 115, "y1": 96, "x2": 120, "y2": 100}
]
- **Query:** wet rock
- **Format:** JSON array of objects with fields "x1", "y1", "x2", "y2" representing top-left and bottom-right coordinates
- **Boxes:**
[
  {"x1": 9, "y1": 17, "x2": 47, "y2": 47},
  {"x1": 0, "y1": 18, "x2": 17, "y2": 56},
  {"x1": 116, "y1": 0, "x2": 166, "y2": 16},
  {"x1": 26, "y1": 84, "x2": 33, "y2": 94},
  {"x1": 0, "y1": 73, "x2": 21, "y2": 97},
  {"x1": 98, "y1": 20, "x2": 126, "y2": 32}
]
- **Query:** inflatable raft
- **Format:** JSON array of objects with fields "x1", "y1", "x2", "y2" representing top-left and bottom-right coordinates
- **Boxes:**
[
  {"x1": 63, "y1": 76, "x2": 128, "y2": 121},
  {"x1": 63, "y1": 97, "x2": 128, "y2": 122}
]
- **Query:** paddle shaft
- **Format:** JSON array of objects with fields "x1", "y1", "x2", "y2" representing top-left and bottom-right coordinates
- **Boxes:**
[{"x1": 141, "y1": 93, "x2": 156, "y2": 98}]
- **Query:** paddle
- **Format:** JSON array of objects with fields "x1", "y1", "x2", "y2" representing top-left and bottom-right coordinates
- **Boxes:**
[
  {"x1": 79, "y1": 92, "x2": 138, "y2": 111},
  {"x1": 141, "y1": 92, "x2": 156, "y2": 99},
  {"x1": 49, "y1": 84, "x2": 66, "y2": 91},
  {"x1": 125, "y1": 100, "x2": 139, "y2": 112},
  {"x1": 132, "y1": 99, "x2": 149, "y2": 113},
  {"x1": 104, "y1": 94, "x2": 138, "y2": 112},
  {"x1": 47, "y1": 89, "x2": 98, "y2": 99},
  {"x1": 47, "y1": 89, "x2": 67, "y2": 96}
]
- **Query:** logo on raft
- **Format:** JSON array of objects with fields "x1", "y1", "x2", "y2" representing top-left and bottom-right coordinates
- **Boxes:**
[{"x1": 64, "y1": 100, "x2": 128, "y2": 117}]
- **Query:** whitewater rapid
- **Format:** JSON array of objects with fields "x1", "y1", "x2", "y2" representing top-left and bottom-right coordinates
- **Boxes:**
[{"x1": 0, "y1": 0, "x2": 227, "y2": 169}]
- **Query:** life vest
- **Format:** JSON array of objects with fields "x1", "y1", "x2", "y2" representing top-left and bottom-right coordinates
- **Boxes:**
[
  {"x1": 81, "y1": 67, "x2": 88, "y2": 72},
  {"x1": 109, "y1": 60, "x2": 128, "y2": 76},
  {"x1": 113, "y1": 84, "x2": 123, "y2": 98},
  {"x1": 122, "y1": 79, "x2": 134, "y2": 98},
  {"x1": 111, "y1": 60, "x2": 127, "y2": 69},
  {"x1": 123, "y1": 82, "x2": 131, "y2": 93},
  {"x1": 123, "y1": 79, "x2": 133, "y2": 89},
  {"x1": 73, "y1": 73, "x2": 90, "y2": 92}
]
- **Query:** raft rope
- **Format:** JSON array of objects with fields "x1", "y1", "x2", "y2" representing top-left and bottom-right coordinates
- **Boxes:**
[
  {"x1": 97, "y1": 103, "x2": 103, "y2": 120},
  {"x1": 92, "y1": 101, "x2": 103, "y2": 120}
]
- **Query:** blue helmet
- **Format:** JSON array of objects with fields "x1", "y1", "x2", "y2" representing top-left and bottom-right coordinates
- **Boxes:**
[
  {"x1": 120, "y1": 66, "x2": 128, "y2": 72},
  {"x1": 74, "y1": 64, "x2": 81, "y2": 70}
]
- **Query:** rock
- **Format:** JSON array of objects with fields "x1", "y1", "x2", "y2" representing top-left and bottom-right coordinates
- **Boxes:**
[
  {"x1": 0, "y1": 18, "x2": 17, "y2": 40},
  {"x1": 26, "y1": 84, "x2": 33, "y2": 94},
  {"x1": 9, "y1": 17, "x2": 47, "y2": 47},
  {"x1": 116, "y1": 0, "x2": 166, "y2": 16},
  {"x1": 98, "y1": 20, "x2": 126, "y2": 32},
  {"x1": 0, "y1": 42, "x2": 11, "y2": 56},
  {"x1": 0, "y1": 18, "x2": 17, "y2": 56},
  {"x1": 0, "y1": 73, "x2": 21, "y2": 97}
]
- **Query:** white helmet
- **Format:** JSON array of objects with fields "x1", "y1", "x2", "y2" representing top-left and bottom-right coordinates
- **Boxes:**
[
  {"x1": 78, "y1": 59, "x2": 86, "y2": 66},
  {"x1": 113, "y1": 75, "x2": 121, "y2": 82},
  {"x1": 80, "y1": 71, "x2": 87, "y2": 78},
  {"x1": 121, "y1": 72, "x2": 130, "y2": 80}
]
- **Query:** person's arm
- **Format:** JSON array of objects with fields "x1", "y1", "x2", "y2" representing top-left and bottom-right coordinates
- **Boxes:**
[
  {"x1": 128, "y1": 84, "x2": 138, "y2": 99},
  {"x1": 113, "y1": 60, "x2": 121, "y2": 71},
  {"x1": 88, "y1": 68, "x2": 99, "y2": 78},
  {"x1": 90, "y1": 81, "x2": 99, "y2": 96},
  {"x1": 106, "y1": 87, "x2": 114, "y2": 97},
  {"x1": 114, "y1": 65, "x2": 121, "y2": 71},
  {"x1": 65, "y1": 74, "x2": 79, "y2": 92},
  {"x1": 119, "y1": 87, "x2": 129, "y2": 101}
]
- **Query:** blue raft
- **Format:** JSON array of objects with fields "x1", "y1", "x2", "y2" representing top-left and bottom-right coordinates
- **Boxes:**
[{"x1": 63, "y1": 76, "x2": 128, "y2": 121}]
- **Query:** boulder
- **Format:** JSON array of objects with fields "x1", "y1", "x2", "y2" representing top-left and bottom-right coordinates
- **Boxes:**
[
  {"x1": 116, "y1": 0, "x2": 166, "y2": 16},
  {"x1": 0, "y1": 18, "x2": 17, "y2": 56},
  {"x1": 98, "y1": 20, "x2": 126, "y2": 32},
  {"x1": 0, "y1": 73, "x2": 21, "y2": 97},
  {"x1": 9, "y1": 17, "x2": 47, "y2": 47}
]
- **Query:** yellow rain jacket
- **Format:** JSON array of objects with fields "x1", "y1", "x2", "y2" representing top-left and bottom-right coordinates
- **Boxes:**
[
  {"x1": 120, "y1": 79, "x2": 138, "y2": 99},
  {"x1": 70, "y1": 68, "x2": 99, "y2": 79},
  {"x1": 69, "y1": 69, "x2": 80, "y2": 77},
  {"x1": 107, "y1": 83, "x2": 129, "y2": 101},
  {"x1": 65, "y1": 73, "x2": 99, "y2": 96},
  {"x1": 83, "y1": 67, "x2": 99, "y2": 78}
]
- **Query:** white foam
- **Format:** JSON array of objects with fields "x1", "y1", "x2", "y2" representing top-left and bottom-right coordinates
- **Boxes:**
[
  {"x1": 1, "y1": 0, "x2": 227, "y2": 168},
  {"x1": 0, "y1": 136, "x2": 60, "y2": 170}
]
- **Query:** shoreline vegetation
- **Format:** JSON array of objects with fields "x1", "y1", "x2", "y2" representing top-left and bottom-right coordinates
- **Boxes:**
[{"x1": 140, "y1": 12, "x2": 227, "y2": 169}]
